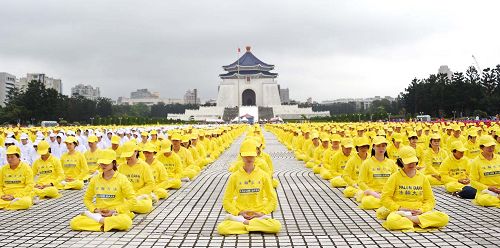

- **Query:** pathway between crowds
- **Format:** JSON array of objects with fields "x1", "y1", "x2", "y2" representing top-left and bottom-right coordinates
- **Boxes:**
[{"x1": 0, "y1": 131, "x2": 499, "y2": 247}]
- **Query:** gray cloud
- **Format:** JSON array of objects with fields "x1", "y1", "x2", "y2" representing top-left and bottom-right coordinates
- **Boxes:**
[{"x1": 1, "y1": 0, "x2": 499, "y2": 102}]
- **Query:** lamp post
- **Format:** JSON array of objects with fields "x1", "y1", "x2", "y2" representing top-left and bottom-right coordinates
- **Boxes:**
[
  {"x1": 118, "y1": 117, "x2": 122, "y2": 126},
  {"x1": 358, "y1": 114, "x2": 361, "y2": 122},
  {"x1": 388, "y1": 113, "x2": 391, "y2": 122},
  {"x1": 90, "y1": 117, "x2": 94, "y2": 125}
]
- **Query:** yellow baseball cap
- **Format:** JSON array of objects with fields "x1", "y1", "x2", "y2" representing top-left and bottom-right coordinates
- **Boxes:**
[
  {"x1": 372, "y1": 136, "x2": 388, "y2": 145},
  {"x1": 356, "y1": 137, "x2": 371, "y2": 147},
  {"x1": 341, "y1": 138, "x2": 354, "y2": 148},
  {"x1": 450, "y1": 141, "x2": 467, "y2": 152},
  {"x1": 479, "y1": 135, "x2": 496, "y2": 147},
  {"x1": 160, "y1": 140, "x2": 173, "y2": 153},
  {"x1": 170, "y1": 133, "x2": 182, "y2": 141},
  {"x1": 399, "y1": 146, "x2": 418, "y2": 164},
  {"x1": 64, "y1": 136, "x2": 78, "y2": 143},
  {"x1": 120, "y1": 141, "x2": 138, "y2": 158},
  {"x1": 87, "y1": 135, "x2": 98, "y2": 143},
  {"x1": 97, "y1": 149, "x2": 117, "y2": 164},
  {"x1": 111, "y1": 135, "x2": 121, "y2": 145},
  {"x1": 240, "y1": 139, "x2": 257, "y2": 157},
  {"x1": 6, "y1": 145, "x2": 21, "y2": 155},
  {"x1": 142, "y1": 143, "x2": 157, "y2": 153},
  {"x1": 37, "y1": 141, "x2": 50, "y2": 155}
]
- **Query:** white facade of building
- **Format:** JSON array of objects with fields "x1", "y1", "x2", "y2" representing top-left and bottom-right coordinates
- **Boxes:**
[
  {"x1": 71, "y1": 84, "x2": 101, "y2": 100},
  {"x1": 216, "y1": 77, "x2": 282, "y2": 107},
  {"x1": 117, "y1": 97, "x2": 184, "y2": 106},
  {"x1": 19, "y1": 73, "x2": 62, "y2": 94},
  {"x1": 0, "y1": 72, "x2": 17, "y2": 106}
]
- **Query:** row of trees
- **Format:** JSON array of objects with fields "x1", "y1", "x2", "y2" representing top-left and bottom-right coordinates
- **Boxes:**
[{"x1": 0, "y1": 81, "x2": 199, "y2": 125}]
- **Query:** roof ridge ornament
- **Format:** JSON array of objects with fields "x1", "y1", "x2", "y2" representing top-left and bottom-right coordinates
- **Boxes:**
[{"x1": 246, "y1": 46, "x2": 251, "y2": 52}]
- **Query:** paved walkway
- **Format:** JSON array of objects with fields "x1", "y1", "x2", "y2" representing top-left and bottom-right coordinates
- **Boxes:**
[{"x1": 0, "y1": 131, "x2": 499, "y2": 247}]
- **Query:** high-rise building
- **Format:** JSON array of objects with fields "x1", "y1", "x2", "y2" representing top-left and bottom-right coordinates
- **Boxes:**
[
  {"x1": 131, "y1": 89, "x2": 158, "y2": 99},
  {"x1": 438, "y1": 65, "x2": 453, "y2": 79},
  {"x1": 184, "y1": 89, "x2": 200, "y2": 105},
  {"x1": 19, "y1": 73, "x2": 62, "y2": 94},
  {"x1": 71, "y1": 84, "x2": 101, "y2": 100},
  {"x1": 0, "y1": 72, "x2": 17, "y2": 107}
]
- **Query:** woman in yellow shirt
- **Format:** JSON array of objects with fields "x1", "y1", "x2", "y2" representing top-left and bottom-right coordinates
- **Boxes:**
[
  {"x1": 70, "y1": 149, "x2": 136, "y2": 232},
  {"x1": 0, "y1": 146, "x2": 34, "y2": 210},
  {"x1": 60, "y1": 136, "x2": 88, "y2": 190},
  {"x1": 32, "y1": 141, "x2": 63, "y2": 199},
  {"x1": 156, "y1": 140, "x2": 183, "y2": 189},
  {"x1": 142, "y1": 143, "x2": 169, "y2": 201},
  {"x1": 118, "y1": 141, "x2": 155, "y2": 214},
  {"x1": 217, "y1": 139, "x2": 281, "y2": 235},
  {"x1": 84, "y1": 135, "x2": 101, "y2": 177},
  {"x1": 329, "y1": 138, "x2": 354, "y2": 187},
  {"x1": 439, "y1": 141, "x2": 470, "y2": 193},
  {"x1": 171, "y1": 133, "x2": 198, "y2": 180},
  {"x1": 342, "y1": 137, "x2": 370, "y2": 198},
  {"x1": 422, "y1": 134, "x2": 448, "y2": 185},
  {"x1": 357, "y1": 136, "x2": 397, "y2": 212},
  {"x1": 381, "y1": 146, "x2": 449, "y2": 231},
  {"x1": 464, "y1": 132, "x2": 480, "y2": 160},
  {"x1": 469, "y1": 135, "x2": 500, "y2": 207}
]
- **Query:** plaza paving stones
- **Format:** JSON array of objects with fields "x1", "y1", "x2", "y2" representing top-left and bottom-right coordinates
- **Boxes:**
[{"x1": 0, "y1": 130, "x2": 499, "y2": 247}]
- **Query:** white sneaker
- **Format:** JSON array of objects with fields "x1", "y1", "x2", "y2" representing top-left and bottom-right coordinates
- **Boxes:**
[{"x1": 33, "y1": 196, "x2": 40, "y2": 205}]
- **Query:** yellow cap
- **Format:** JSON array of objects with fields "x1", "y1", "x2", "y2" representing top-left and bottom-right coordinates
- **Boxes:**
[
  {"x1": 372, "y1": 136, "x2": 388, "y2": 145},
  {"x1": 64, "y1": 136, "x2": 78, "y2": 143},
  {"x1": 399, "y1": 146, "x2": 418, "y2": 164},
  {"x1": 392, "y1": 133, "x2": 403, "y2": 143},
  {"x1": 111, "y1": 135, "x2": 121, "y2": 145},
  {"x1": 479, "y1": 135, "x2": 496, "y2": 147},
  {"x1": 429, "y1": 133, "x2": 441, "y2": 140},
  {"x1": 141, "y1": 131, "x2": 148, "y2": 136},
  {"x1": 150, "y1": 130, "x2": 158, "y2": 135},
  {"x1": 450, "y1": 141, "x2": 467, "y2": 152},
  {"x1": 160, "y1": 140, "x2": 173, "y2": 153},
  {"x1": 37, "y1": 141, "x2": 50, "y2": 155},
  {"x1": 87, "y1": 135, "x2": 98, "y2": 143},
  {"x1": 240, "y1": 139, "x2": 258, "y2": 157},
  {"x1": 356, "y1": 137, "x2": 371, "y2": 147},
  {"x1": 320, "y1": 133, "x2": 330, "y2": 142},
  {"x1": 341, "y1": 138, "x2": 354, "y2": 148},
  {"x1": 120, "y1": 141, "x2": 138, "y2": 158},
  {"x1": 97, "y1": 149, "x2": 117, "y2": 164},
  {"x1": 6, "y1": 145, "x2": 21, "y2": 155},
  {"x1": 310, "y1": 132, "x2": 319, "y2": 139},
  {"x1": 142, "y1": 143, "x2": 157, "y2": 153},
  {"x1": 407, "y1": 131, "x2": 417, "y2": 138},
  {"x1": 330, "y1": 134, "x2": 341, "y2": 142},
  {"x1": 170, "y1": 133, "x2": 182, "y2": 141},
  {"x1": 181, "y1": 135, "x2": 190, "y2": 143}
]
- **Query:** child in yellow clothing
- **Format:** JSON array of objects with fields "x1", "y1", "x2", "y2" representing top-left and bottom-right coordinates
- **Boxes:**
[
  {"x1": 60, "y1": 136, "x2": 88, "y2": 190},
  {"x1": 381, "y1": 146, "x2": 449, "y2": 231},
  {"x1": 70, "y1": 149, "x2": 136, "y2": 232},
  {"x1": 118, "y1": 141, "x2": 155, "y2": 214},
  {"x1": 0, "y1": 146, "x2": 34, "y2": 210},
  {"x1": 32, "y1": 141, "x2": 63, "y2": 199},
  {"x1": 217, "y1": 139, "x2": 281, "y2": 235}
]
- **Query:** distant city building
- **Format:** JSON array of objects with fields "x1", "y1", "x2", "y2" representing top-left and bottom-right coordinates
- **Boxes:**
[
  {"x1": 0, "y1": 72, "x2": 17, "y2": 107},
  {"x1": 71, "y1": 84, "x2": 101, "y2": 100},
  {"x1": 279, "y1": 88, "x2": 290, "y2": 104},
  {"x1": 118, "y1": 88, "x2": 182, "y2": 105},
  {"x1": 205, "y1": 99, "x2": 217, "y2": 105},
  {"x1": 184, "y1": 89, "x2": 200, "y2": 105},
  {"x1": 19, "y1": 73, "x2": 62, "y2": 94},
  {"x1": 306, "y1": 97, "x2": 313, "y2": 104},
  {"x1": 131, "y1": 88, "x2": 159, "y2": 99},
  {"x1": 321, "y1": 96, "x2": 395, "y2": 110},
  {"x1": 438, "y1": 65, "x2": 453, "y2": 79}
]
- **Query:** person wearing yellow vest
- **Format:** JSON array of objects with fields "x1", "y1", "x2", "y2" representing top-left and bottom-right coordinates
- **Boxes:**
[
  {"x1": 142, "y1": 143, "x2": 169, "y2": 201},
  {"x1": 85, "y1": 135, "x2": 101, "y2": 177},
  {"x1": 381, "y1": 146, "x2": 449, "y2": 231},
  {"x1": 118, "y1": 141, "x2": 155, "y2": 214},
  {"x1": 32, "y1": 141, "x2": 63, "y2": 199},
  {"x1": 217, "y1": 139, "x2": 281, "y2": 235},
  {"x1": 70, "y1": 149, "x2": 136, "y2": 232},
  {"x1": 469, "y1": 135, "x2": 500, "y2": 207},
  {"x1": 0, "y1": 145, "x2": 34, "y2": 210},
  {"x1": 439, "y1": 141, "x2": 471, "y2": 193},
  {"x1": 329, "y1": 138, "x2": 354, "y2": 188},
  {"x1": 343, "y1": 136, "x2": 371, "y2": 198},
  {"x1": 357, "y1": 136, "x2": 397, "y2": 212},
  {"x1": 421, "y1": 134, "x2": 448, "y2": 185},
  {"x1": 156, "y1": 140, "x2": 183, "y2": 189},
  {"x1": 60, "y1": 136, "x2": 88, "y2": 190}
]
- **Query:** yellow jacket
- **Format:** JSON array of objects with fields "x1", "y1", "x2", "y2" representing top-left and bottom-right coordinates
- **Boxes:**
[
  {"x1": 174, "y1": 147, "x2": 195, "y2": 168},
  {"x1": 381, "y1": 170, "x2": 435, "y2": 212},
  {"x1": 261, "y1": 152, "x2": 274, "y2": 173},
  {"x1": 358, "y1": 157, "x2": 397, "y2": 192},
  {"x1": 422, "y1": 148, "x2": 448, "y2": 175},
  {"x1": 118, "y1": 159, "x2": 155, "y2": 195},
  {"x1": 342, "y1": 153, "x2": 370, "y2": 186},
  {"x1": 329, "y1": 151, "x2": 353, "y2": 177},
  {"x1": 157, "y1": 152, "x2": 183, "y2": 179},
  {"x1": 222, "y1": 166, "x2": 276, "y2": 215},
  {"x1": 464, "y1": 141, "x2": 480, "y2": 160},
  {"x1": 148, "y1": 158, "x2": 169, "y2": 189},
  {"x1": 60, "y1": 151, "x2": 89, "y2": 180},
  {"x1": 387, "y1": 144, "x2": 401, "y2": 161},
  {"x1": 469, "y1": 153, "x2": 500, "y2": 191},
  {"x1": 84, "y1": 172, "x2": 136, "y2": 213},
  {"x1": 32, "y1": 155, "x2": 64, "y2": 185},
  {"x1": 0, "y1": 162, "x2": 34, "y2": 197},
  {"x1": 84, "y1": 149, "x2": 101, "y2": 174},
  {"x1": 439, "y1": 154, "x2": 470, "y2": 184}
]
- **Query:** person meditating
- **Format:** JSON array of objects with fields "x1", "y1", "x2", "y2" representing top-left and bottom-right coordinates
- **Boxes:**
[{"x1": 217, "y1": 139, "x2": 281, "y2": 235}]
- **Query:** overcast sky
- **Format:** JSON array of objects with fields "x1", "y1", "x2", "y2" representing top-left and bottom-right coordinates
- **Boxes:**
[{"x1": 1, "y1": 0, "x2": 500, "y2": 102}]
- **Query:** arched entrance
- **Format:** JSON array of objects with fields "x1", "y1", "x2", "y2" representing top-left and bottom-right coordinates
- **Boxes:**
[{"x1": 242, "y1": 89, "x2": 256, "y2": 106}]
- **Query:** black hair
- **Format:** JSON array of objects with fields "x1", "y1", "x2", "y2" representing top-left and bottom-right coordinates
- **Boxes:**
[
  {"x1": 429, "y1": 138, "x2": 440, "y2": 148},
  {"x1": 112, "y1": 160, "x2": 118, "y2": 171},
  {"x1": 396, "y1": 158, "x2": 404, "y2": 168},
  {"x1": 355, "y1": 145, "x2": 370, "y2": 153},
  {"x1": 136, "y1": 151, "x2": 140, "y2": 158},
  {"x1": 370, "y1": 147, "x2": 389, "y2": 158}
]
